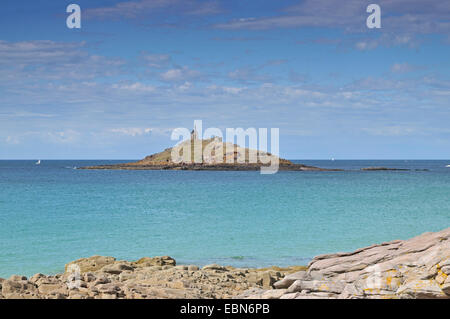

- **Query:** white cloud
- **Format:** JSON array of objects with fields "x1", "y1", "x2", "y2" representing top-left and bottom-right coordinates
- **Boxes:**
[
  {"x1": 362, "y1": 126, "x2": 418, "y2": 137},
  {"x1": 46, "y1": 130, "x2": 81, "y2": 144},
  {"x1": 86, "y1": 0, "x2": 179, "y2": 18},
  {"x1": 4, "y1": 130, "x2": 82, "y2": 145},
  {"x1": 178, "y1": 81, "x2": 193, "y2": 91},
  {"x1": 142, "y1": 54, "x2": 171, "y2": 68},
  {"x1": 354, "y1": 34, "x2": 420, "y2": 51},
  {"x1": 0, "y1": 40, "x2": 87, "y2": 64},
  {"x1": 160, "y1": 67, "x2": 201, "y2": 82},
  {"x1": 355, "y1": 40, "x2": 379, "y2": 51},
  {"x1": 390, "y1": 63, "x2": 414, "y2": 74},
  {"x1": 112, "y1": 82, "x2": 156, "y2": 92},
  {"x1": 228, "y1": 68, "x2": 271, "y2": 83},
  {"x1": 161, "y1": 69, "x2": 183, "y2": 81},
  {"x1": 0, "y1": 40, "x2": 125, "y2": 83},
  {"x1": 214, "y1": 0, "x2": 450, "y2": 35},
  {"x1": 222, "y1": 87, "x2": 244, "y2": 94},
  {"x1": 207, "y1": 85, "x2": 245, "y2": 95},
  {"x1": 110, "y1": 128, "x2": 153, "y2": 136},
  {"x1": 86, "y1": 0, "x2": 222, "y2": 19}
]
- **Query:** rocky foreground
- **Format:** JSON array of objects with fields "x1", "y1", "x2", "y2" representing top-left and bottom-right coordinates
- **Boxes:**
[
  {"x1": 0, "y1": 256, "x2": 305, "y2": 299},
  {"x1": 1, "y1": 228, "x2": 449, "y2": 299},
  {"x1": 244, "y1": 227, "x2": 450, "y2": 299}
]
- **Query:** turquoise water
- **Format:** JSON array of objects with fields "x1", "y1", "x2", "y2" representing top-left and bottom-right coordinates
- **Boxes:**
[{"x1": 1, "y1": 160, "x2": 449, "y2": 278}]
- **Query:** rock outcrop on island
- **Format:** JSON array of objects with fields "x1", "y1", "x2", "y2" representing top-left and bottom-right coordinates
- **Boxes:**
[
  {"x1": 1, "y1": 228, "x2": 448, "y2": 299},
  {"x1": 360, "y1": 167, "x2": 429, "y2": 171},
  {"x1": 360, "y1": 167, "x2": 409, "y2": 171}
]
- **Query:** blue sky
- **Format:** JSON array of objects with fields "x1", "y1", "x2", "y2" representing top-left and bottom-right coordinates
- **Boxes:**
[{"x1": 0, "y1": 0, "x2": 449, "y2": 159}]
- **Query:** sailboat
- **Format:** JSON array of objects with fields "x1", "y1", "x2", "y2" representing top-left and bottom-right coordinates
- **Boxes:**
[{"x1": 36, "y1": 160, "x2": 41, "y2": 165}]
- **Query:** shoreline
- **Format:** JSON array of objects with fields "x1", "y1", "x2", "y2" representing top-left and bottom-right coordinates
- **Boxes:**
[
  {"x1": 1, "y1": 228, "x2": 449, "y2": 299},
  {"x1": 77, "y1": 163, "x2": 342, "y2": 171},
  {"x1": 77, "y1": 163, "x2": 420, "y2": 172}
]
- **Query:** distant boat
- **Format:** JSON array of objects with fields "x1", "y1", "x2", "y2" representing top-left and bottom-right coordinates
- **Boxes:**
[
  {"x1": 36, "y1": 160, "x2": 41, "y2": 165},
  {"x1": 331, "y1": 158, "x2": 335, "y2": 161},
  {"x1": 446, "y1": 165, "x2": 450, "y2": 168}
]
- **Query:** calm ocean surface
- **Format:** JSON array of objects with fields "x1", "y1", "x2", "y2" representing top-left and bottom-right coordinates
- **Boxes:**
[{"x1": 1, "y1": 160, "x2": 449, "y2": 278}]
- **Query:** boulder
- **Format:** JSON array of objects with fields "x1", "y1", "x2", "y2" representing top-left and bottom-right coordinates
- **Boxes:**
[
  {"x1": 280, "y1": 292, "x2": 302, "y2": 299},
  {"x1": 134, "y1": 256, "x2": 176, "y2": 267},
  {"x1": 286, "y1": 279, "x2": 345, "y2": 294},
  {"x1": 1, "y1": 279, "x2": 37, "y2": 295},
  {"x1": 202, "y1": 264, "x2": 226, "y2": 271},
  {"x1": 260, "y1": 271, "x2": 276, "y2": 289},
  {"x1": 29, "y1": 274, "x2": 46, "y2": 284},
  {"x1": 286, "y1": 280, "x2": 302, "y2": 293},
  {"x1": 273, "y1": 271, "x2": 307, "y2": 289},
  {"x1": 396, "y1": 280, "x2": 447, "y2": 299},
  {"x1": 338, "y1": 283, "x2": 364, "y2": 299},
  {"x1": 260, "y1": 289, "x2": 287, "y2": 299},
  {"x1": 241, "y1": 228, "x2": 450, "y2": 299},
  {"x1": 9, "y1": 275, "x2": 27, "y2": 281},
  {"x1": 83, "y1": 273, "x2": 96, "y2": 282},
  {"x1": 65, "y1": 256, "x2": 116, "y2": 273},
  {"x1": 441, "y1": 266, "x2": 450, "y2": 275},
  {"x1": 102, "y1": 263, "x2": 134, "y2": 275},
  {"x1": 38, "y1": 283, "x2": 67, "y2": 295},
  {"x1": 188, "y1": 265, "x2": 199, "y2": 272},
  {"x1": 441, "y1": 280, "x2": 450, "y2": 295}
]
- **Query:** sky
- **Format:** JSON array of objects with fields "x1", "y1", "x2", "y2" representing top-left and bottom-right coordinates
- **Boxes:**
[{"x1": 0, "y1": 0, "x2": 449, "y2": 159}]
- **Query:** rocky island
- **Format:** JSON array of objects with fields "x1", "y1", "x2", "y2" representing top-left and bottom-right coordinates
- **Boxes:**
[
  {"x1": 77, "y1": 131, "x2": 416, "y2": 172},
  {"x1": 1, "y1": 228, "x2": 449, "y2": 299},
  {"x1": 79, "y1": 131, "x2": 339, "y2": 172}
]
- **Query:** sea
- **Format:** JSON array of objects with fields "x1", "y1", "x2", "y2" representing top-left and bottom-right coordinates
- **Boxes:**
[{"x1": 0, "y1": 160, "x2": 449, "y2": 278}]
